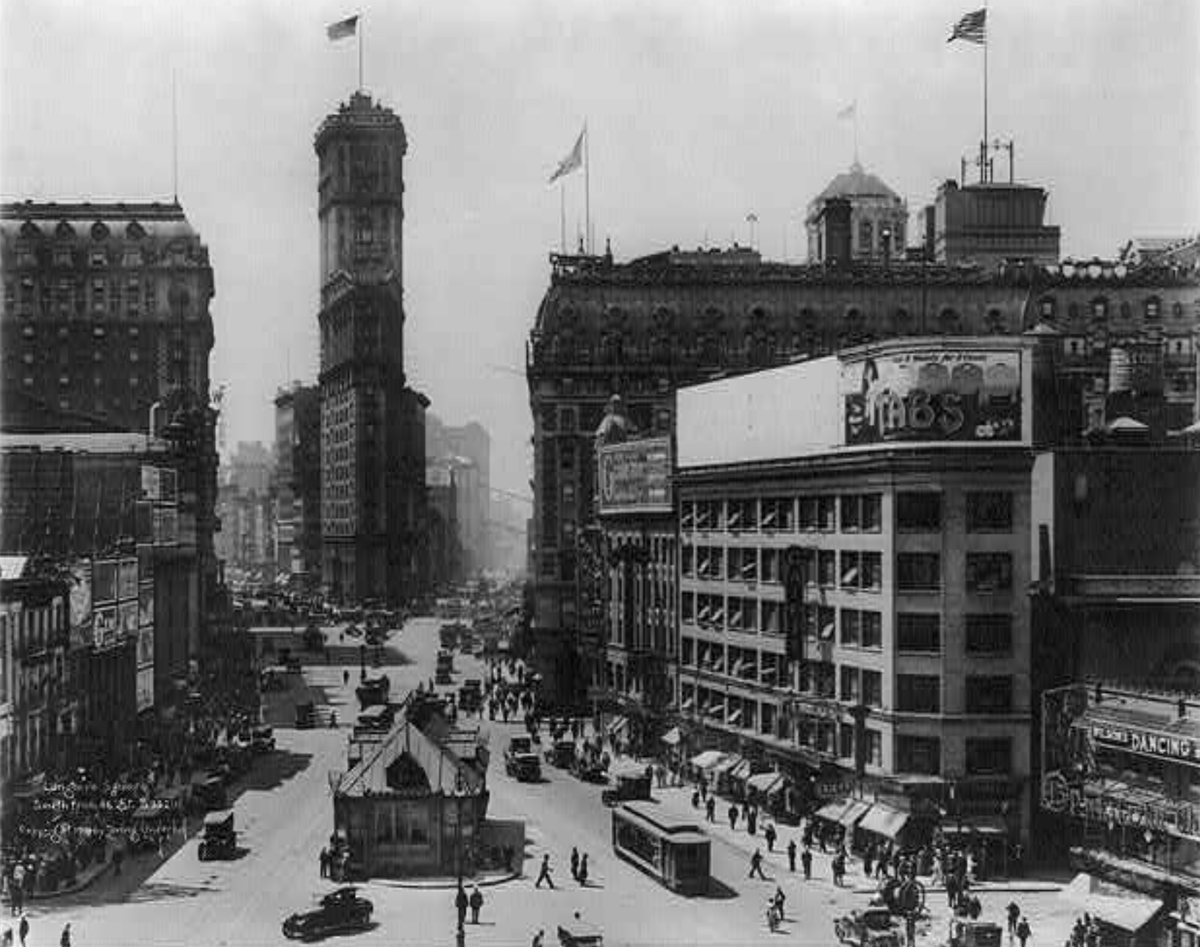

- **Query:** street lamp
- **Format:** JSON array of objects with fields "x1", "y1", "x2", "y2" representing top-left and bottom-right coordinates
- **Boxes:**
[{"x1": 455, "y1": 769, "x2": 467, "y2": 947}]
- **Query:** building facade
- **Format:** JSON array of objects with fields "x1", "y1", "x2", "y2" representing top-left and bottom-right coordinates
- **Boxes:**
[
  {"x1": 526, "y1": 231, "x2": 1200, "y2": 703},
  {"x1": 927, "y1": 180, "x2": 1061, "y2": 270},
  {"x1": 675, "y1": 338, "x2": 1035, "y2": 853},
  {"x1": 806, "y1": 163, "x2": 908, "y2": 265},
  {"x1": 316, "y1": 92, "x2": 427, "y2": 605},
  {"x1": 274, "y1": 383, "x2": 322, "y2": 587},
  {"x1": 427, "y1": 415, "x2": 492, "y2": 574}
]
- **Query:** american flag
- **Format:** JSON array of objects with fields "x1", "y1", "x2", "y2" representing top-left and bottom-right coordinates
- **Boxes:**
[{"x1": 948, "y1": 9, "x2": 986, "y2": 44}]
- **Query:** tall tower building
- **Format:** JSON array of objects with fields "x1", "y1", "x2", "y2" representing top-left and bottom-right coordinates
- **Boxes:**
[{"x1": 315, "y1": 91, "x2": 427, "y2": 604}]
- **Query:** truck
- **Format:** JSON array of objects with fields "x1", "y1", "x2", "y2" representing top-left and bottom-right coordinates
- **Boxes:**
[{"x1": 504, "y1": 735, "x2": 542, "y2": 782}]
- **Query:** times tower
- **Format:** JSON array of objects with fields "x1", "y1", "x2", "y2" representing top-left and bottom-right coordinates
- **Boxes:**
[{"x1": 316, "y1": 91, "x2": 427, "y2": 604}]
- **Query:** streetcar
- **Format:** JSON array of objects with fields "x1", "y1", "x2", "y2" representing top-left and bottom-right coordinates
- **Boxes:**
[{"x1": 610, "y1": 801, "x2": 710, "y2": 895}]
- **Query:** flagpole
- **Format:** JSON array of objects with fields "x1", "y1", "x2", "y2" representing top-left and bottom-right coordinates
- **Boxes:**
[
  {"x1": 982, "y1": 2, "x2": 988, "y2": 182},
  {"x1": 358, "y1": 15, "x2": 364, "y2": 91},
  {"x1": 853, "y1": 101, "x2": 859, "y2": 166},
  {"x1": 172, "y1": 70, "x2": 178, "y2": 203},
  {"x1": 560, "y1": 181, "x2": 566, "y2": 254},
  {"x1": 584, "y1": 120, "x2": 591, "y2": 255}
]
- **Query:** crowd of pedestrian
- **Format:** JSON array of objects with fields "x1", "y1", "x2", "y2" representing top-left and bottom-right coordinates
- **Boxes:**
[{"x1": 1065, "y1": 913, "x2": 1100, "y2": 947}]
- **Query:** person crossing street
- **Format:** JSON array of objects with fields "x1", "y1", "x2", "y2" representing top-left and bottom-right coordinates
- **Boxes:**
[
  {"x1": 787, "y1": 838, "x2": 797, "y2": 872},
  {"x1": 749, "y1": 848, "x2": 767, "y2": 879},
  {"x1": 535, "y1": 854, "x2": 555, "y2": 889}
]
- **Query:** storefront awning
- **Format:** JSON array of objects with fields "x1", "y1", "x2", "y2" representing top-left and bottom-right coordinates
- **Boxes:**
[
  {"x1": 747, "y1": 772, "x2": 785, "y2": 795},
  {"x1": 712, "y1": 754, "x2": 745, "y2": 776},
  {"x1": 1061, "y1": 873, "x2": 1163, "y2": 933},
  {"x1": 730, "y1": 760, "x2": 753, "y2": 781},
  {"x1": 607, "y1": 716, "x2": 629, "y2": 737},
  {"x1": 691, "y1": 750, "x2": 726, "y2": 770},
  {"x1": 660, "y1": 726, "x2": 681, "y2": 746},
  {"x1": 815, "y1": 799, "x2": 855, "y2": 824},
  {"x1": 858, "y1": 804, "x2": 911, "y2": 840},
  {"x1": 839, "y1": 800, "x2": 871, "y2": 828}
]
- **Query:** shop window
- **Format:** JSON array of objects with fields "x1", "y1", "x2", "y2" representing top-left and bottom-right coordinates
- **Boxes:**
[
  {"x1": 897, "y1": 553, "x2": 940, "y2": 592},
  {"x1": 799, "y1": 496, "x2": 818, "y2": 530},
  {"x1": 681, "y1": 544, "x2": 694, "y2": 578},
  {"x1": 896, "y1": 613, "x2": 941, "y2": 652},
  {"x1": 896, "y1": 675, "x2": 940, "y2": 713},
  {"x1": 966, "y1": 676, "x2": 1013, "y2": 714},
  {"x1": 897, "y1": 492, "x2": 941, "y2": 531},
  {"x1": 862, "y1": 671, "x2": 882, "y2": 708},
  {"x1": 818, "y1": 496, "x2": 837, "y2": 531},
  {"x1": 965, "y1": 738, "x2": 1011, "y2": 775},
  {"x1": 896, "y1": 735, "x2": 941, "y2": 775},
  {"x1": 681, "y1": 501, "x2": 694, "y2": 531},
  {"x1": 860, "y1": 611, "x2": 882, "y2": 649},
  {"x1": 966, "y1": 553, "x2": 1013, "y2": 593},
  {"x1": 761, "y1": 600, "x2": 781, "y2": 634},
  {"x1": 966, "y1": 491, "x2": 1013, "y2": 532},
  {"x1": 840, "y1": 723, "x2": 855, "y2": 759},
  {"x1": 761, "y1": 497, "x2": 792, "y2": 531}
]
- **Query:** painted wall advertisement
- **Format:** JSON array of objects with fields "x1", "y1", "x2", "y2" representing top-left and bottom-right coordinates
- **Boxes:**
[
  {"x1": 597, "y1": 437, "x2": 672, "y2": 514},
  {"x1": 136, "y1": 665, "x2": 154, "y2": 712},
  {"x1": 841, "y1": 348, "x2": 1022, "y2": 445}
]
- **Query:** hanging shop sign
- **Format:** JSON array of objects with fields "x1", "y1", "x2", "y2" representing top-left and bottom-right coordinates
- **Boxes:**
[
  {"x1": 1041, "y1": 771, "x2": 1200, "y2": 841},
  {"x1": 1076, "y1": 716, "x2": 1200, "y2": 768}
]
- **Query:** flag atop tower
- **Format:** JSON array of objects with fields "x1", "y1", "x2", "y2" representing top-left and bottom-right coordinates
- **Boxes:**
[
  {"x1": 948, "y1": 9, "x2": 986, "y2": 44},
  {"x1": 548, "y1": 129, "x2": 585, "y2": 185},
  {"x1": 327, "y1": 15, "x2": 358, "y2": 41}
]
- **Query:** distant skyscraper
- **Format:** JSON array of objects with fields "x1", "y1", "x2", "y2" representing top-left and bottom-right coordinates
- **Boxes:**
[{"x1": 315, "y1": 92, "x2": 427, "y2": 604}]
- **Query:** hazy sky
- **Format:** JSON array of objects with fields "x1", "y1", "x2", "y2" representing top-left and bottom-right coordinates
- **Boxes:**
[{"x1": 3, "y1": 0, "x2": 1197, "y2": 497}]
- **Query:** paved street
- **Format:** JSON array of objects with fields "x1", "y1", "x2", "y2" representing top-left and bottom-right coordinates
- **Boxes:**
[{"x1": 23, "y1": 617, "x2": 1080, "y2": 947}]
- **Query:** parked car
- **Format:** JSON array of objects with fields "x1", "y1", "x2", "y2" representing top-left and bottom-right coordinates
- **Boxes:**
[
  {"x1": 504, "y1": 735, "x2": 542, "y2": 782},
  {"x1": 282, "y1": 887, "x2": 373, "y2": 941},
  {"x1": 250, "y1": 725, "x2": 276, "y2": 754},
  {"x1": 545, "y1": 739, "x2": 576, "y2": 768},
  {"x1": 198, "y1": 809, "x2": 237, "y2": 861}
]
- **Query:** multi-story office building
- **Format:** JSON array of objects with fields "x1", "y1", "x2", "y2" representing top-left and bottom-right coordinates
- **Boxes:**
[
  {"x1": 316, "y1": 91, "x2": 428, "y2": 604},
  {"x1": 676, "y1": 338, "x2": 1038, "y2": 854},
  {"x1": 427, "y1": 415, "x2": 492, "y2": 574},
  {"x1": 274, "y1": 383, "x2": 322, "y2": 586}
]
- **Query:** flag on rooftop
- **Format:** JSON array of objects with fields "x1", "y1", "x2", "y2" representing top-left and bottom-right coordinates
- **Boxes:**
[
  {"x1": 948, "y1": 9, "x2": 986, "y2": 44},
  {"x1": 327, "y1": 15, "x2": 359, "y2": 42},
  {"x1": 838, "y1": 102, "x2": 856, "y2": 120},
  {"x1": 548, "y1": 128, "x2": 585, "y2": 184}
]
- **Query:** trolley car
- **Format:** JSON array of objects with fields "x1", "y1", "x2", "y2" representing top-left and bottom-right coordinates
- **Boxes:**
[{"x1": 610, "y1": 802, "x2": 710, "y2": 895}]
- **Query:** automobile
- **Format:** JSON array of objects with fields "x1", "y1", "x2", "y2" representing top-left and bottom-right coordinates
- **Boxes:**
[
  {"x1": 295, "y1": 701, "x2": 317, "y2": 729},
  {"x1": 834, "y1": 907, "x2": 903, "y2": 947},
  {"x1": 504, "y1": 735, "x2": 542, "y2": 782},
  {"x1": 282, "y1": 886, "x2": 374, "y2": 941},
  {"x1": 545, "y1": 739, "x2": 576, "y2": 768},
  {"x1": 250, "y1": 725, "x2": 276, "y2": 754},
  {"x1": 946, "y1": 921, "x2": 1003, "y2": 947},
  {"x1": 458, "y1": 680, "x2": 482, "y2": 713},
  {"x1": 572, "y1": 756, "x2": 608, "y2": 783},
  {"x1": 198, "y1": 809, "x2": 237, "y2": 861},
  {"x1": 192, "y1": 775, "x2": 228, "y2": 812},
  {"x1": 344, "y1": 624, "x2": 363, "y2": 638},
  {"x1": 356, "y1": 675, "x2": 390, "y2": 708},
  {"x1": 557, "y1": 919, "x2": 604, "y2": 947},
  {"x1": 601, "y1": 765, "x2": 652, "y2": 807}
]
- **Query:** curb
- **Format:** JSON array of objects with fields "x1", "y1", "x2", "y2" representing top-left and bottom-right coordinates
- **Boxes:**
[
  {"x1": 365, "y1": 871, "x2": 521, "y2": 891},
  {"x1": 849, "y1": 884, "x2": 1063, "y2": 896},
  {"x1": 25, "y1": 863, "x2": 111, "y2": 902}
]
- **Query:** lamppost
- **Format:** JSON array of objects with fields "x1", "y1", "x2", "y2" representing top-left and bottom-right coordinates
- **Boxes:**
[{"x1": 454, "y1": 769, "x2": 467, "y2": 947}]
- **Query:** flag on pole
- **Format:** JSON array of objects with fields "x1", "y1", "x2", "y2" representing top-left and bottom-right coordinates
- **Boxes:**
[
  {"x1": 837, "y1": 102, "x2": 856, "y2": 120},
  {"x1": 548, "y1": 129, "x2": 585, "y2": 184},
  {"x1": 948, "y1": 9, "x2": 986, "y2": 44},
  {"x1": 327, "y1": 15, "x2": 359, "y2": 41}
]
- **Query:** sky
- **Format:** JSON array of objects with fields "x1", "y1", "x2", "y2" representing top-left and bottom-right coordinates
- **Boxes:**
[{"x1": 2, "y1": 0, "x2": 1198, "y2": 499}]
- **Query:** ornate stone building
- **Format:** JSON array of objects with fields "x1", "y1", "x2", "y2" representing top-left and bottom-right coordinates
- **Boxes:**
[
  {"x1": 315, "y1": 92, "x2": 428, "y2": 604},
  {"x1": 526, "y1": 237, "x2": 1200, "y2": 703}
]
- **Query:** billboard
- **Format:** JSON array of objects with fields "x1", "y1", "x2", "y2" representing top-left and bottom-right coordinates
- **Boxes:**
[
  {"x1": 117, "y1": 558, "x2": 139, "y2": 601},
  {"x1": 136, "y1": 665, "x2": 154, "y2": 712},
  {"x1": 137, "y1": 625, "x2": 155, "y2": 667},
  {"x1": 597, "y1": 437, "x2": 672, "y2": 514},
  {"x1": 94, "y1": 605, "x2": 119, "y2": 649},
  {"x1": 841, "y1": 348, "x2": 1022, "y2": 445},
  {"x1": 93, "y1": 560, "x2": 118, "y2": 605}
]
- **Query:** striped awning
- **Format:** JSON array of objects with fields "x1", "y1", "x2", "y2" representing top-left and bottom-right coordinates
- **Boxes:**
[{"x1": 747, "y1": 772, "x2": 785, "y2": 795}]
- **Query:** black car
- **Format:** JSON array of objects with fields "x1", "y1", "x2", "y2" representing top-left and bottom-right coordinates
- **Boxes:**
[{"x1": 282, "y1": 887, "x2": 373, "y2": 941}]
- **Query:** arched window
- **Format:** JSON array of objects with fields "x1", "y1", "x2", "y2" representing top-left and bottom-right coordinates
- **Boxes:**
[
  {"x1": 985, "y1": 309, "x2": 1006, "y2": 334},
  {"x1": 937, "y1": 308, "x2": 962, "y2": 334},
  {"x1": 1038, "y1": 296, "x2": 1056, "y2": 322},
  {"x1": 1091, "y1": 297, "x2": 1109, "y2": 324}
]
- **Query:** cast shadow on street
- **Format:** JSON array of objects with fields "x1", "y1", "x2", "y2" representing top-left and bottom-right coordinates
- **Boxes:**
[
  {"x1": 702, "y1": 877, "x2": 740, "y2": 900},
  {"x1": 230, "y1": 748, "x2": 314, "y2": 797}
]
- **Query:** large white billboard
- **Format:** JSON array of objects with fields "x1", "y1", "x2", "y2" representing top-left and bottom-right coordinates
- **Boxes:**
[{"x1": 677, "y1": 357, "x2": 842, "y2": 469}]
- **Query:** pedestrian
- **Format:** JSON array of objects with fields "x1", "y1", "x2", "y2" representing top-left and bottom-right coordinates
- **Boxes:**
[
  {"x1": 946, "y1": 871, "x2": 960, "y2": 910},
  {"x1": 60, "y1": 923, "x2": 72, "y2": 947},
  {"x1": 832, "y1": 849, "x2": 846, "y2": 887},
  {"x1": 532, "y1": 929, "x2": 545, "y2": 947},
  {"x1": 1006, "y1": 901, "x2": 1021, "y2": 940},
  {"x1": 578, "y1": 854, "x2": 589, "y2": 887},
  {"x1": 570, "y1": 847, "x2": 580, "y2": 881},
  {"x1": 319, "y1": 846, "x2": 328, "y2": 878},
  {"x1": 801, "y1": 845, "x2": 813, "y2": 880},
  {"x1": 706, "y1": 796, "x2": 716, "y2": 823},
  {"x1": 1, "y1": 926, "x2": 10, "y2": 947},
  {"x1": 749, "y1": 848, "x2": 767, "y2": 880},
  {"x1": 342, "y1": 669, "x2": 349, "y2": 686},
  {"x1": 729, "y1": 804, "x2": 739, "y2": 830},
  {"x1": 455, "y1": 883, "x2": 468, "y2": 929},
  {"x1": 787, "y1": 838, "x2": 797, "y2": 872},
  {"x1": 773, "y1": 885, "x2": 786, "y2": 919},
  {"x1": 16, "y1": 916, "x2": 26, "y2": 947},
  {"x1": 535, "y1": 854, "x2": 555, "y2": 889},
  {"x1": 764, "y1": 822, "x2": 777, "y2": 852},
  {"x1": 469, "y1": 885, "x2": 483, "y2": 923},
  {"x1": 1016, "y1": 916, "x2": 1031, "y2": 947},
  {"x1": 863, "y1": 844, "x2": 874, "y2": 879}
]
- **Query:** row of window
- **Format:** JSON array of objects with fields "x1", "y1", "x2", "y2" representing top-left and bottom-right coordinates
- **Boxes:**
[{"x1": 682, "y1": 492, "x2": 1013, "y2": 534}]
